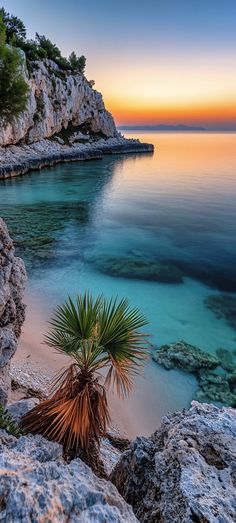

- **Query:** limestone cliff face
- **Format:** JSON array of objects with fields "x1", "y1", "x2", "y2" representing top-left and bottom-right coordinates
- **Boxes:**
[
  {"x1": 0, "y1": 57, "x2": 117, "y2": 147},
  {"x1": 0, "y1": 218, "x2": 26, "y2": 405}
]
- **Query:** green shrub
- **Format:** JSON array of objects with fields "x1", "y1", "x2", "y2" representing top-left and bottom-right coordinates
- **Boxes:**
[
  {"x1": 0, "y1": 13, "x2": 6, "y2": 45},
  {"x1": 0, "y1": 43, "x2": 29, "y2": 126},
  {"x1": 69, "y1": 51, "x2": 86, "y2": 74},
  {"x1": 0, "y1": 404, "x2": 23, "y2": 437}
]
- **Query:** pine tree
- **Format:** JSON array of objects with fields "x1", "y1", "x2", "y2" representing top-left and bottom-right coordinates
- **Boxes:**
[{"x1": 0, "y1": 17, "x2": 29, "y2": 126}]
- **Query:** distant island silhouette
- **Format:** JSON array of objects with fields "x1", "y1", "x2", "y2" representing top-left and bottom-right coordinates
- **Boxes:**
[{"x1": 118, "y1": 124, "x2": 206, "y2": 131}]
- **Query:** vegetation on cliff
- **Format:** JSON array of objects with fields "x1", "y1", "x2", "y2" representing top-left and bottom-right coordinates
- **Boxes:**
[
  {"x1": 0, "y1": 7, "x2": 86, "y2": 72},
  {"x1": 0, "y1": 14, "x2": 29, "y2": 125},
  {"x1": 0, "y1": 6, "x2": 86, "y2": 126}
]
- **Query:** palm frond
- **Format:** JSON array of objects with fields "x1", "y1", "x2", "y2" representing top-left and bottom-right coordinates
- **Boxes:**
[
  {"x1": 21, "y1": 364, "x2": 110, "y2": 452},
  {"x1": 44, "y1": 292, "x2": 149, "y2": 391}
]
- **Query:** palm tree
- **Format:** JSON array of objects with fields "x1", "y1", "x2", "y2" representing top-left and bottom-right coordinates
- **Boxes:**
[{"x1": 21, "y1": 292, "x2": 148, "y2": 459}]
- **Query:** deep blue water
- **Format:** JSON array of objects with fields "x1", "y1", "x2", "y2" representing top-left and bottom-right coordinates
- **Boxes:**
[{"x1": 1, "y1": 132, "x2": 236, "y2": 435}]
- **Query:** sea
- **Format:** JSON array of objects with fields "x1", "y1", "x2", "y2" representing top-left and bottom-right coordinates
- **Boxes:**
[{"x1": 1, "y1": 131, "x2": 236, "y2": 437}]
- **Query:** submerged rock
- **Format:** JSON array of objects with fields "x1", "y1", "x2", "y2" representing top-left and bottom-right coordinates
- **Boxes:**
[
  {"x1": 111, "y1": 401, "x2": 236, "y2": 523},
  {"x1": 0, "y1": 431, "x2": 137, "y2": 522},
  {"x1": 0, "y1": 218, "x2": 26, "y2": 405},
  {"x1": 216, "y1": 347, "x2": 236, "y2": 372},
  {"x1": 94, "y1": 255, "x2": 183, "y2": 283},
  {"x1": 204, "y1": 294, "x2": 236, "y2": 331},
  {"x1": 196, "y1": 368, "x2": 236, "y2": 406},
  {"x1": 153, "y1": 340, "x2": 220, "y2": 372}
]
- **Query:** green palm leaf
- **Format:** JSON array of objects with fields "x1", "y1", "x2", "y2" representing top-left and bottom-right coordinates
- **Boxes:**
[{"x1": 44, "y1": 292, "x2": 148, "y2": 396}]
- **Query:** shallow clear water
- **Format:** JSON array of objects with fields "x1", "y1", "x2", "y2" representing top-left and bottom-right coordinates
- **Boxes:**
[{"x1": 1, "y1": 132, "x2": 236, "y2": 436}]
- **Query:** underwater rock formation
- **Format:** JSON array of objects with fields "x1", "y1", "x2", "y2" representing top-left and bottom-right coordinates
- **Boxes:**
[
  {"x1": 196, "y1": 368, "x2": 236, "y2": 406},
  {"x1": 152, "y1": 340, "x2": 220, "y2": 372},
  {"x1": 204, "y1": 294, "x2": 236, "y2": 331},
  {"x1": 93, "y1": 255, "x2": 184, "y2": 283},
  {"x1": 153, "y1": 340, "x2": 236, "y2": 407}
]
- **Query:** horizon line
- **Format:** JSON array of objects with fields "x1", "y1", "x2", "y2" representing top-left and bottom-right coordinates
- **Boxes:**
[{"x1": 117, "y1": 124, "x2": 236, "y2": 131}]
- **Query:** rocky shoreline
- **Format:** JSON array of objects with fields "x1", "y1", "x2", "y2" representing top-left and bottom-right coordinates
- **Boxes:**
[
  {"x1": 112, "y1": 401, "x2": 236, "y2": 522},
  {"x1": 0, "y1": 136, "x2": 154, "y2": 179}
]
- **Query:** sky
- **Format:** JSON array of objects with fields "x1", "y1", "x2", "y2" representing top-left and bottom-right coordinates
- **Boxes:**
[{"x1": 1, "y1": 0, "x2": 236, "y2": 129}]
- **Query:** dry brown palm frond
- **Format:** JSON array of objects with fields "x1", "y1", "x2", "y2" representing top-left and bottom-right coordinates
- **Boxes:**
[{"x1": 21, "y1": 364, "x2": 110, "y2": 453}]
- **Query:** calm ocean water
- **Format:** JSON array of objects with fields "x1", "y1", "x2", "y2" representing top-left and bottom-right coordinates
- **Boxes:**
[{"x1": 1, "y1": 132, "x2": 236, "y2": 436}]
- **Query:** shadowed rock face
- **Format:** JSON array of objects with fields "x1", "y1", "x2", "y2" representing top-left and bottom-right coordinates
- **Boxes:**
[
  {"x1": 111, "y1": 402, "x2": 236, "y2": 523},
  {"x1": 0, "y1": 431, "x2": 138, "y2": 522},
  {"x1": 0, "y1": 218, "x2": 26, "y2": 405}
]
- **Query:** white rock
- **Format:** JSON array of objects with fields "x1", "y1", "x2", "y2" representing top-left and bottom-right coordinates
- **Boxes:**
[
  {"x1": 0, "y1": 431, "x2": 138, "y2": 522},
  {"x1": 6, "y1": 398, "x2": 40, "y2": 423},
  {"x1": 112, "y1": 401, "x2": 236, "y2": 522}
]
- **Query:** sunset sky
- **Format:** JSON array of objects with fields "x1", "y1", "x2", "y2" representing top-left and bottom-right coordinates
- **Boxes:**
[{"x1": 2, "y1": 0, "x2": 236, "y2": 129}]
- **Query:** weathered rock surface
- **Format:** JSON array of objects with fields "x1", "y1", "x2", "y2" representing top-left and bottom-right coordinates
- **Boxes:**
[
  {"x1": 111, "y1": 402, "x2": 236, "y2": 523},
  {"x1": 6, "y1": 398, "x2": 40, "y2": 423},
  {"x1": 204, "y1": 294, "x2": 236, "y2": 331},
  {"x1": 153, "y1": 340, "x2": 220, "y2": 372},
  {"x1": 0, "y1": 218, "x2": 26, "y2": 405},
  {"x1": 93, "y1": 255, "x2": 183, "y2": 283},
  {"x1": 0, "y1": 57, "x2": 117, "y2": 147},
  {"x1": 0, "y1": 430, "x2": 137, "y2": 522}
]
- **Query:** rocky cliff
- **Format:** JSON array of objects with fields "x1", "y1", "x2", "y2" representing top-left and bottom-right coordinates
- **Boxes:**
[
  {"x1": 111, "y1": 401, "x2": 236, "y2": 523},
  {"x1": 0, "y1": 56, "x2": 117, "y2": 147},
  {"x1": 0, "y1": 430, "x2": 137, "y2": 522},
  {"x1": 0, "y1": 218, "x2": 26, "y2": 405}
]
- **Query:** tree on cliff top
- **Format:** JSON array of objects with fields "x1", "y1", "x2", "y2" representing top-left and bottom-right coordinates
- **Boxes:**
[
  {"x1": 69, "y1": 52, "x2": 86, "y2": 74},
  {"x1": 0, "y1": 6, "x2": 87, "y2": 74},
  {"x1": 0, "y1": 15, "x2": 29, "y2": 126},
  {"x1": 0, "y1": 7, "x2": 26, "y2": 44}
]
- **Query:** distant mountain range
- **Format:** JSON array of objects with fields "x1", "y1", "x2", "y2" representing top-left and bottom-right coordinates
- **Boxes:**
[{"x1": 118, "y1": 124, "x2": 206, "y2": 131}]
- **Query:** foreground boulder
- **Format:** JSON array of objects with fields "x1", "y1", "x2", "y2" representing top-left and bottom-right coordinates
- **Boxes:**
[
  {"x1": 0, "y1": 218, "x2": 26, "y2": 405},
  {"x1": 111, "y1": 402, "x2": 236, "y2": 523},
  {"x1": 0, "y1": 430, "x2": 137, "y2": 522},
  {"x1": 153, "y1": 340, "x2": 220, "y2": 372}
]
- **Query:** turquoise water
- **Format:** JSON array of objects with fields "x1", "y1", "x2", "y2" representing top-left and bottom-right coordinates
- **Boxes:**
[{"x1": 1, "y1": 132, "x2": 236, "y2": 436}]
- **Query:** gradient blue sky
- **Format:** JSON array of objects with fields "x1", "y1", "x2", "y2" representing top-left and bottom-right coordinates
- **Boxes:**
[{"x1": 2, "y1": 0, "x2": 236, "y2": 128}]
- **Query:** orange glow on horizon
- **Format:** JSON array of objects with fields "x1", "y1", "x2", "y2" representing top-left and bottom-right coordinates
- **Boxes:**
[
  {"x1": 106, "y1": 101, "x2": 236, "y2": 127},
  {"x1": 90, "y1": 57, "x2": 236, "y2": 128}
]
